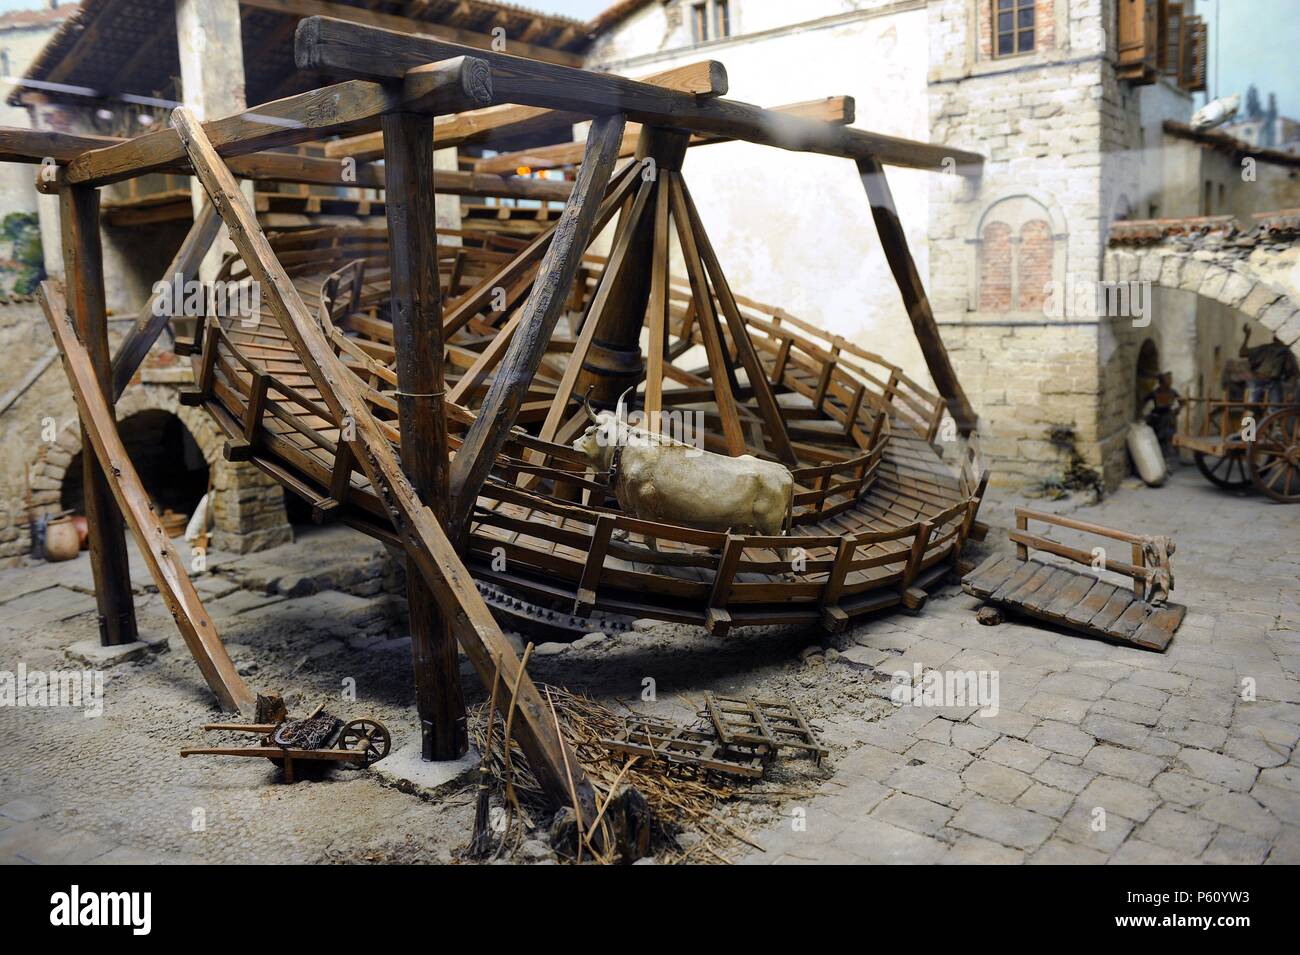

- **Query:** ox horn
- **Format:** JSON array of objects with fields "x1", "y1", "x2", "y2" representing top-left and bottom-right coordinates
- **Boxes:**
[
  {"x1": 616, "y1": 385, "x2": 634, "y2": 424},
  {"x1": 582, "y1": 386, "x2": 599, "y2": 423}
]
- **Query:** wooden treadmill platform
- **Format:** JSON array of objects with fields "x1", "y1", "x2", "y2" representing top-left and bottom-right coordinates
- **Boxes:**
[{"x1": 962, "y1": 554, "x2": 1184, "y2": 652}]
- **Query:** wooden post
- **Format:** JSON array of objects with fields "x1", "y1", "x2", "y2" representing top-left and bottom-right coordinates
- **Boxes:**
[
  {"x1": 59, "y1": 184, "x2": 138, "y2": 647},
  {"x1": 857, "y1": 156, "x2": 978, "y2": 434},
  {"x1": 382, "y1": 110, "x2": 467, "y2": 760},
  {"x1": 573, "y1": 126, "x2": 690, "y2": 407}
]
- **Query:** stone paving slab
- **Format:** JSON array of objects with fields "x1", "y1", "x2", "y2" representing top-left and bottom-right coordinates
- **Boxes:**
[{"x1": 740, "y1": 469, "x2": 1300, "y2": 865}]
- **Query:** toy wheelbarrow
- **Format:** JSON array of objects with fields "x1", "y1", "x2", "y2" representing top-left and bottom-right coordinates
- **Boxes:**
[{"x1": 181, "y1": 702, "x2": 391, "y2": 783}]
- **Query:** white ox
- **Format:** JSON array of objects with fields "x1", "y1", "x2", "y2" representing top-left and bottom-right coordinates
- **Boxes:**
[{"x1": 572, "y1": 398, "x2": 794, "y2": 543}]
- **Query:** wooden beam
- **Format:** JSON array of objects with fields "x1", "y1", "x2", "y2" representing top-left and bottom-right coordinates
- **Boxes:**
[
  {"x1": 111, "y1": 202, "x2": 223, "y2": 400},
  {"x1": 57, "y1": 184, "x2": 139, "y2": 648},
  {"x1": 667, "y1": 172, "x2": 746, "y2": 456},
  {"x1": 0, "y1": 127, "x2": 571, "y2": 199},
  {"x1": 241, "y1": 0, "x2": 584, "y2": 66},
  {"x1": 474, "y1": 96, "x2": 856, "y2": 175},
  {"x1": 383, "y1": 109, "x2": 468, "y2": 761},
  {"x1": 325, "y1": 60, "x2": 728, "y2": 164},
  {"x1": 447, "y1": 113, "x2": 626, "y2": 536},
  {"x1": 643, "y1": 174, "x2": 670, "y2": 437},
  {"x1": 297, "y1": 17, "x2": 983, "y2": 173},
  {"x1": 857, "y1": 156, "x2": 977, "y2": 434},
  {"x1": 58, "y1": 58, "x2": 493, "y2": 189},
  {"x1": 170, "y1": 105, "x2": 598, "y2": 816},
  {"x1": 39, "y1": 281, "x2": 254, "y2": 713}
]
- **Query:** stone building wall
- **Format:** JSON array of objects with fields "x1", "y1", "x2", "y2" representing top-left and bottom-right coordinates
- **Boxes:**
[{"x1": 928, "y1": 0, "x2": 1121, "y2": 488}]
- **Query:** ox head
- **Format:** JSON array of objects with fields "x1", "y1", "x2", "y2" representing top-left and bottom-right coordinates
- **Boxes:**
[{"x1": 572, "y1": 389, "x2": 626, "y2": 468}]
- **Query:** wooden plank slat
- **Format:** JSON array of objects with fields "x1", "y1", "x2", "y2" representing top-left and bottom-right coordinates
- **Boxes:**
[{"x1": 1064, "y1": 579, "x2": 1118, "y2": 628}]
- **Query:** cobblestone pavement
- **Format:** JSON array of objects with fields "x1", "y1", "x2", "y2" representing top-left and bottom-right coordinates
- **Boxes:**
[
  {"x1": 740, "y1": 469, "x2": 1300, "y2": 864},
  {"x1": 0, "y1": 467, "x2": 1296, "y2": 864}
]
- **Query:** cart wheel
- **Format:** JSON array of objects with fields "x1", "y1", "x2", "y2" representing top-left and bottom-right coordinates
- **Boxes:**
[
  {"x1": 339, "y1": 718, "x2": 391, "y2": 766},
  {"x1": 1248, "y1": 407, "x2": 1300, "y2": 503},
  {"x1": 1193, "y1": 450, "x2": 1251, "y2": 489}
]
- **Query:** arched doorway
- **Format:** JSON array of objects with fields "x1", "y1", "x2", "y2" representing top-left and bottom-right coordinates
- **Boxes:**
[
  {"x1": 62, "y1": 410, "x2": 210, "y2": 534},
  {"x1": 1136, "y1": 339, "x2": 1160, "y2": 413}
]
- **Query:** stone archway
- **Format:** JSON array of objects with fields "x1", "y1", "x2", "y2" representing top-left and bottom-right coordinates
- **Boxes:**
[
  {"x1": 1105, "y1": 212, "x2": 1300, "y2": 362},
  {"x1": 28, "y1": 383, "x2": 292, "y2": 555}
]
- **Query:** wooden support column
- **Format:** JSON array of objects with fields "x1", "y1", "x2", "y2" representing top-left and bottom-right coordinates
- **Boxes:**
[
  {"x1": 575, "y1": 126, "x2": 690, "y2": 407},
  {"x1": 857, "y1": 156, "x2": 978, "y2": 434},
  {"x1": 383, "y1": 111, "x2": 468, "y2": 761},
  {"x1": 59, "y1": 184, "x2": 138, "y2": 647}
]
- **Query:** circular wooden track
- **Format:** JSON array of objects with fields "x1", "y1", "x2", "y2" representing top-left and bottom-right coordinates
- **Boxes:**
[{"x1": 186, "y1": 227, "x2": 987, "y2": 633}]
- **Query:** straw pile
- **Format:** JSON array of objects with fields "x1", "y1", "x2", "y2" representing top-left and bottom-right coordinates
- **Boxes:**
[{"x1": 466, "y1": 684, "x2": 768, "y2": 864}]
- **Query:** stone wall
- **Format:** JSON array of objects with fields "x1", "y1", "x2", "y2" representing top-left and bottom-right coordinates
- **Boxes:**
[{"x1": 0, "y1": 298, "x2": 292, "y2": 567}]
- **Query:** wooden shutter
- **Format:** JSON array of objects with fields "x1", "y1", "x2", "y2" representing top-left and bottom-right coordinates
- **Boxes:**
[
  {"x1": 1162, "y1": 2, "x2": 1183, "y2": 75},
  {"x1": 1118, "y1": 0, "x2": 1159, "y2": 83},
  {"x1": 1180, "y1": 15, "x2": 1208, "y2": 92}
]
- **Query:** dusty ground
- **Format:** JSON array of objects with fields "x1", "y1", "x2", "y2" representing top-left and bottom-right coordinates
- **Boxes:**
[{"x1": 1, "y1": 464, "x2": 1297, "y2": 864}]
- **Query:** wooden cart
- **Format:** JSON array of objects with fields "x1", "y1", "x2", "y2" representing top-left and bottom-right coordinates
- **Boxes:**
[
  {"x1": 1173, "y1": 397, "x2": 1300, "y2": 502},
  {"x1": 181, "y1": 703, "x2": 391, "y2": 783}
]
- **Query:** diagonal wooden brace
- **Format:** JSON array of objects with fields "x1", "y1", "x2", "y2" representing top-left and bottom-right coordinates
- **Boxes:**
[{"x1": 38, "y1": 280, "x2": 254, "y2": 714}]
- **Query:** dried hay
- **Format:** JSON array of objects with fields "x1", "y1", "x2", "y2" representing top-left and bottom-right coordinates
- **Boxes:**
[{"x1": 467, "y1": 685, "x2": 797, "y2": 864}]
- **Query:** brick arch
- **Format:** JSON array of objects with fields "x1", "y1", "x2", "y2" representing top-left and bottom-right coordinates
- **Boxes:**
[
  {"x1": 28, "y1": 384, "x2": 291, "y2": 554},
  {"x1": 1103, "y1": 245, "x2": 1300, "y2": 364}
]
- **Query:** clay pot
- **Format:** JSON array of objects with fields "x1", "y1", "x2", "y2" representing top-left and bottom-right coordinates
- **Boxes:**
[
  {"x1": 45, "y1": 517, "x2": 80, "y2": 562},
  {"x1": 72, "y1": 515, "x2": 89, "y2": 550}
]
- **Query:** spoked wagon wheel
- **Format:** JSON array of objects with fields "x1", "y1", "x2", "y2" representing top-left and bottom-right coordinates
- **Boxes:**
[
  {"x1": 339, "y1": 718, "x2": 391, "y2": 766},
  {"x1": 1194, "y1": 449, "x2": 1251, "y2": 489},
  {"x1": 1194, "y1": 406, "x2": 1252, "y2": 489},
  {"x1": 1248, "y1": 407, "x2": 1300, "y2": 503}
]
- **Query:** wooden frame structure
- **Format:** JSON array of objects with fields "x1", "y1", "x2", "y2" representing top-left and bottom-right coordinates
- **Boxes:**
[{"x1": 7, "y1": 15, "x2": 986, "y2": 815}]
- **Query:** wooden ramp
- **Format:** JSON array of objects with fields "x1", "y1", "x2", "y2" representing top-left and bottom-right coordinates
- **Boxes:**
[{"x1": 963, "y1": 553, "x2": 1184, "y2": 652}]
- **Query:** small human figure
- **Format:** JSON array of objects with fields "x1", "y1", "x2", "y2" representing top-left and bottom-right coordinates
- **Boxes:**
[
  {"x1": 1140, "y1": 371, "x2": 1182, "y2": 458},
  {"x1": 1239, "y1": 323, "x2": 1299, "y2": 408}
]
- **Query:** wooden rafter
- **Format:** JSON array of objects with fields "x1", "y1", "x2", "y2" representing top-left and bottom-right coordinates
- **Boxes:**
[
  {"x1": 325, "y1": 59, "x2": 728, "y2": 163},
  {"x1": 678, "y1": 175, "x2": 798, "y2": 465},
  {"x1": 531, "y1": 173, "x2": 655, "y2": 452},
  {"x1": 111, "y1": 201, "x2": 223, "y2": 400},
  {"x1": 473, "y1": 96, "x2": 856, "y2": 176},
  {"x1": 643, "y1": 175, "x2": 671, "y2": 437},
  {"x1": 56, "y1": 58, "x2": 493, "y2": 189},
  {"x1": 857, "y1": 156, "x2": 977, "y2": 433}
]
